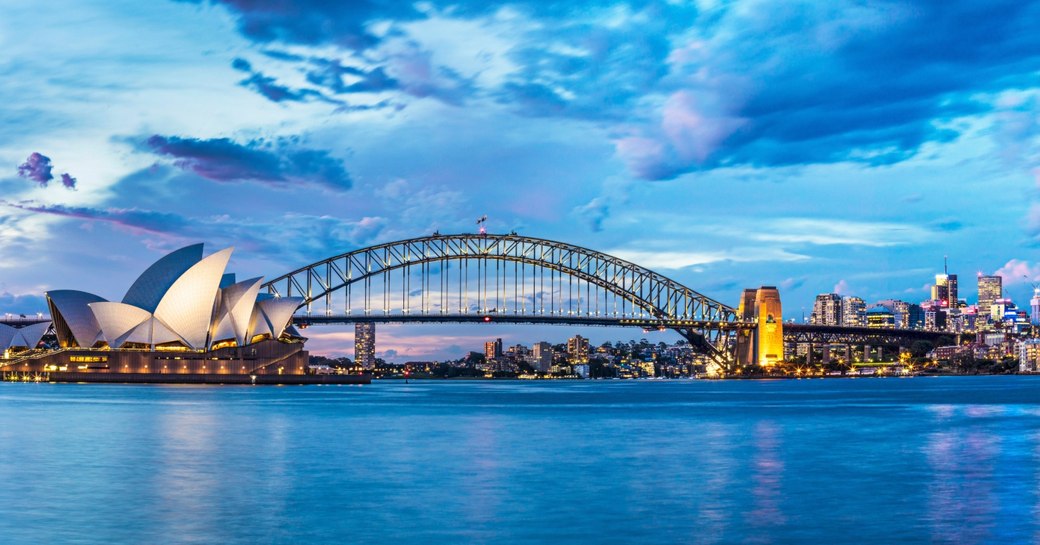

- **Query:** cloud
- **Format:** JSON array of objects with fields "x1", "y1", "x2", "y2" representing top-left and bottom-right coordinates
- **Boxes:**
[
  {"x1": 573, "y1": 197, "x2": 609, "y2": 232},
  {"x1": 993, "y1": 259, "x2": 1040, "y2": 286},
  {"x1": 4, "y1": 201, "x2": 191, "y2": 236},
  {"x1": 608, "y1": 247, "x2": 809, "y2": 270},
  {"x1": 140, "y1": 135, "x2": 352, "y2": 191},
  {"x1": 753, "y1": 218, "x2": 932, "y2": 247},
  {"x1": 16, "y1": 153, "x2": 78, "y2": 190},
  {"x1": 17, "y1": 152, "x2": 54, "y2": 185},
  {"x1": 833, "y1": 279, "x2": 851, "y2": 295},
  {"x1": 0, "y1": 291, "x2": 48, "y2": 314}
]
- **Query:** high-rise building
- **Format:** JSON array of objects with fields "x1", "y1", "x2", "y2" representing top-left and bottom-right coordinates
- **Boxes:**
[
  {"x1": 355, "y1": 322, "x2": 376, "y2": 369},
  {"x1": 977, "y1": 275, "x2": 1002, "y2": 318},
  {"x1": 567, "y1": 335, "x2": 589, "y2": 363},
  {"x1": 754, "y1": 286, "x2": 783, "y2": 366},
  {"x1": 811, "y1": 294, "x2": 842, "y2": 326},
  {"x1": 532, "y1": 341, "x2": 552, "y2": 372},
  {"x1": 932, "y1": 271, "x2": 958, "y2": 308},
  {"x1": 1032, "y1": 288, "x2": 1040, "y2": 327},
  {"x1": 485, "y1": 338, "x2": 503, "y2": 360},
  {"x1": 841, "y1": 296, "x2": 866, "y2": 327}
]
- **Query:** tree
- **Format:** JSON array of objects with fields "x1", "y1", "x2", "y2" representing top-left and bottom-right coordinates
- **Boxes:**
[{"x1": 909, "y1": 340, "x2": 934, "y2": 358}]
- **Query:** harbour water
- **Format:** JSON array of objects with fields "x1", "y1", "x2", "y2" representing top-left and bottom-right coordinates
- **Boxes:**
[{"x1": 1, "y1": 377, "x2": 1037, "y2": 544}]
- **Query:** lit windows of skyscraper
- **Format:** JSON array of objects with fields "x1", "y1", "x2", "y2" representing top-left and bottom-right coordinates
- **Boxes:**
[
  {"x1": 567, "y1": 335, "x2": 589, "y2": 363},
  {"x1": 841, "y1": 296, "x2": 866, "y2": 327},
  {"x1": 485, "y1": 338, "x2": 503, "y2": 360},
  {"x1": 354, "y1": 322, "x2": 376, "y2": 369},
  {"x1": 811, "y1": 294, "x2": 842, "y2": 326},
  {"x1": 977, "y1": 274, "x2": 1002, "y2": 318}
]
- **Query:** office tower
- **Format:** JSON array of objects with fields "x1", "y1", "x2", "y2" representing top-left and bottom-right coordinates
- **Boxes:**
[
  {"x1": 567, "y1": 335, "x2": 589, "y2": 363},
  {"x1": 355, "y1": 322, "x2": 376, "y2": 369},
  {"x1": 811, "y1": 293, "x2": 842, "y2": 326},
  {"x1": 841, "y1": 296, "x2": 866, "y2": 327},
  {"x1": 532, "y1": 341, "x2": 552, "y2": 372},
  {"x1": 977, "y1": 275, "x2": 1002, "y2": 317},
  {"x1": 485, "y1": 338, "x2": 503, "y2": 360}
]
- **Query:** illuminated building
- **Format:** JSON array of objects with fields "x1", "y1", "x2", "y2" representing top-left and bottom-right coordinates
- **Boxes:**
[
  {"x1": 841, "y1": 296, "x2": 866, "y2": 327},
  {"x1": 977, "y1": 275, "x2": 1002, "y2": 319},
  {"x1": 4, "y1": 243, "x2": 366, "y2": 384},
  {"x1": 355, "y1": 323, "x2": 376, "y2": 369},
  {"x1": 866, "y1": 306, "x2": 895, "y2": 328},
  {"x1": 811, "y1": 294, "x2": 842, "y2": 326},
  {"x1": 567, "y1": 335, "x2": 589, "y2": 363},
  {"x1": 532, "y1": 341, "x2": 552, "y2": 372},
  {"x1": 1031, "y1": 288, "x2": 1040, "y2": 326},
  {"x1": 875, "y1": 299, "x2": 923, "y2": 329},
  {"x1": 754, "y1": 286, "x2": 783, "y2": 367},
  {"x1": 485, "y1": 338, "x2": 503, "y2": 360}
]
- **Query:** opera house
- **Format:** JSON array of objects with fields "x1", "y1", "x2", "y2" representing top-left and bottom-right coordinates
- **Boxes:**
[{"x1": 2, "y1": 244, "x2": 367, "y2": 384}]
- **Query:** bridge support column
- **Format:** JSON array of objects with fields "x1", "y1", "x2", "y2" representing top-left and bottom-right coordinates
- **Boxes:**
[
  {"x1": 806, "y1": 343, "x2": 814, "y2": 366},
  {"x1": 844, "y1": 345, "x2": 852, "y2": 364},
  {"x1": 864, "y1": 345, "x2": 871, "y2": 363},
  {"x1": 877, "y1": 346, "x2": 884, "y2": 362},
  {"x1": 821, "y1": 344, "x2": 831, "y2": 365}
]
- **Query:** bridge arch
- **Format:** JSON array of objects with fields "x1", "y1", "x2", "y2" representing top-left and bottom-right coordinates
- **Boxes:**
[{"x1": 262, "y1": 234, "x2": 747, "y2": 364}]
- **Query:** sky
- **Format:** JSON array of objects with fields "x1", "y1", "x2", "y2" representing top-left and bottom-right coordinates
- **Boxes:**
[{"x1": 2, "y1": 0, "x2": 1040, "y2": 361}]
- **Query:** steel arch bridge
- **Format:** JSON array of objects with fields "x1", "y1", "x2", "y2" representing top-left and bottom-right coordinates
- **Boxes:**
[{"x1": 262, "y1": 233, "x2": 753, "y2": 367}]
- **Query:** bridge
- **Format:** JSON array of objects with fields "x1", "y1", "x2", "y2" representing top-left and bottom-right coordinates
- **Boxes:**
[
  {"x1": 260, "y1": 233, "x2": 952, "y2": 370},
  {"x1": 261, "y1": 233, "x2": 753, "y2": 368}
]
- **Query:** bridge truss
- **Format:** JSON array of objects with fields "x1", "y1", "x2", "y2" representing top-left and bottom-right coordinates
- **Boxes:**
[{"x1": 262, "y1": 233, "x2": 752, "y2": 367}]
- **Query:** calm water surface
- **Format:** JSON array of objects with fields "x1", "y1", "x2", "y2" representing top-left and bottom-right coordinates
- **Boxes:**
[{"x1": 1, "y1": 377, "x2": 1038, "y2": 544}]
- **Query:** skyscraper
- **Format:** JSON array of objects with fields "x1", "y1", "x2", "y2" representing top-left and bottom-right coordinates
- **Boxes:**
[
  {"x1": 977, "y1": 275, "x2": 1002, "y2": 317},
  {"x1": 485, "y1": 338, "x2": 503, "y2": 360},
  {"x1": 532, "y1": 341, "x2": 552, "y2": 372},
  {"x1": 567, "y1": 335, "x2": 589, "y2": 363},
  {"x1": 355, "y1": 322, "x2": 376, "y2": 369},
  {"x1": 811, "y1": 293, "x2": 842, "y2": 326},
  {"x1": 841, "y1": 296, "x2": 866, "y2": 327}
]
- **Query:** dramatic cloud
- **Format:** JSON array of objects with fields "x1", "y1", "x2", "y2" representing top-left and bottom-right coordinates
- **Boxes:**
[
  {"x1": 993, "y1": 259, "x2": 1040, "y2": 286},
  {"x1": 4, "y1": 201, "x2": 191, "y2": 235},
  {"x1": 16, "y1": 152, "x2": 78, "y2": 189},
  {"x1": 141, "y1": 135, "x2": 352, "y2": 190},
  {"x1": 17, "y1": 152, "x2": 54, "y2": 185},
  {"x1": 196, "y1": 1, "x2": 1040, "y2": 180}
]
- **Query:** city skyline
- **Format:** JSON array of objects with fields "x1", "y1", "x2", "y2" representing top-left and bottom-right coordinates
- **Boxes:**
[{"x1": 3, "y1": 1, "x2": 1040, "y2": 361}]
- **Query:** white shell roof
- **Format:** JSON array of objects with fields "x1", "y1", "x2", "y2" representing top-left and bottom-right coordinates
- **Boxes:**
[
  {"x1": 89, "y1": 302, "x2": 152, "y2": 348},
  {"x1": 122, "y1": 243, "x2": 203, "y2": 313},
  {"x1": 153, "y1": 247, "x2": 233, "y2": 350},
  {"x1": 219, "y1": 277, "x2": 264, "y2": 346},
  {"x1": 46, "y1": 290, "x2": 107, "y2": 348},
  {"x1": 256, "y1": 297, "x2": 303, "y2": 339}
]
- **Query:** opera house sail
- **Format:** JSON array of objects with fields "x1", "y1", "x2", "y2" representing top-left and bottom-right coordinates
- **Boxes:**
[{"x1": 3, "y1": 243, "x2": 368, "y2": 384}]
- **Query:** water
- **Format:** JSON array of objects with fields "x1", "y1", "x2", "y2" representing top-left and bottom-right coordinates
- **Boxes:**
[{"x1": 0, "y1": 377, "x2": 1037, "y2": 545}]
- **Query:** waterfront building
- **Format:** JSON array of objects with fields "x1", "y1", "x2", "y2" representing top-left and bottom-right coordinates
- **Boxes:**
[
  {"x1": 532, "y1": 341, "x2": 552, "y2": 372},
  {"x1": 810, "y1": 294, "x2": 842, "y2": 326},
  {"x1": 842, "y1": 296, "x2": 866, "y2": 327},
  {"x1": 567, "y1": 335, "x2": 589, "y2": 363},
  {"x1": 1, "y1": 243, "x2": 355, "y2": 383},
  {"x1": 1019, "y1": 339, "x2": 1040, "y2": 373},
  {"x1": 485, "y1": 338, "x2": 503, "y2": 360},
  {"x1": 0, "y1": 322, "x2": 51, "y2": 356},
  {"x1": 355, "y1": 323, "x2": 376, "y2": 369},
  {"x1": 876, "y1": 299, "x2": 923, "y2": 329}
]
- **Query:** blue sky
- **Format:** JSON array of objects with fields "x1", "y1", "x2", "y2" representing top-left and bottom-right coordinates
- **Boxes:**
[{"x1": 2, "y1": 0, "x2": 1039, "y2": 360}]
